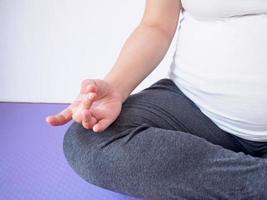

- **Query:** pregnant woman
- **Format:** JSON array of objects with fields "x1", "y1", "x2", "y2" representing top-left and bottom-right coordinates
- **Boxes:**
[{"x1": 46, "y1": 0, "x2": 267, "y2": 199}]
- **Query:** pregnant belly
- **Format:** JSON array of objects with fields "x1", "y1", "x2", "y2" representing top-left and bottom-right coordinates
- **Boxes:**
[
  {"x1": 172, "y1": 11, "x2": 267, "y2": 123},
  {"x1": 173, "y1": 67, "x2": 267, "y2": 127},
  {"x1": 170, "y1": 11, "x2": 267, "y2": 140}
]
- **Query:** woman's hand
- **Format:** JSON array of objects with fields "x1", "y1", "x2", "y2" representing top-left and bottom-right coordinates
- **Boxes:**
[{"x1": 46, "y1": 79, "x2": 123, "y2": 133}]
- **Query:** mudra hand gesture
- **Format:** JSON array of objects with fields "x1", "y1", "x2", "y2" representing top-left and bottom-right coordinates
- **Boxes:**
[{"x1": 46, "y1": 79, "x2": 123, "y2": 133}]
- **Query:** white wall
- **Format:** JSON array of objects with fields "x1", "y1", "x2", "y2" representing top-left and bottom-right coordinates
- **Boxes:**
[{"x1": 0, "y1": 0, "x2": 178, "y2": 103}]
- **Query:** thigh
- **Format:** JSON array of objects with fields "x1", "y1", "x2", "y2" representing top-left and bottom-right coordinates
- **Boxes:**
[
  {"x1": 63, "y1": 122, "x2": 267, "y2": 200},
  {"x1": 259, "y1": 145, "x2": 267, "y2": 158},
  {"x1": 113, "y1": 78, "x2": 244, "y2": 153}
]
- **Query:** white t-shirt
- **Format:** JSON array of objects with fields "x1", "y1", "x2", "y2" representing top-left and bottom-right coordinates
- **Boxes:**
[{"x1": 168, "y1": 0, "x2": 267, "y2": 141}]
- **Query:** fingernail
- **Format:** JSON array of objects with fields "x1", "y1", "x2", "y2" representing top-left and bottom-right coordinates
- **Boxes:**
[
  {"x1": 93, "y1": 125, "x2": 98, "y2": 132},
  {"x1": 87, "y1": 93, "x2": 95, "y2": 100}
]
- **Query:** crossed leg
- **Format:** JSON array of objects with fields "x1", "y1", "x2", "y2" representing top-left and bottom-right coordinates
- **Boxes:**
[{"x1": 63, "y1": 78, "x2": 267, "y2": 200}]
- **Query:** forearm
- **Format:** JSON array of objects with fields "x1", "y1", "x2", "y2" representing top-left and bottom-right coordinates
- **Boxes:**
[{"x1": 104, "y1": 24, "x2": 175, "y2": 103}]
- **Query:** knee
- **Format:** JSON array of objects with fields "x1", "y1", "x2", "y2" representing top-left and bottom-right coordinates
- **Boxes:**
[
  {"x1": 63, "y1": 121, "x2": 130, "y2": 189},
  {"x1": 63, "y1": 121, "x2": 105, "y2": 186}
]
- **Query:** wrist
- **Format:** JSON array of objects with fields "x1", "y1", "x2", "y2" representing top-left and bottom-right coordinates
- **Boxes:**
[{"x1": 103, "y1": 76, "x2": 130, "y2": 103}]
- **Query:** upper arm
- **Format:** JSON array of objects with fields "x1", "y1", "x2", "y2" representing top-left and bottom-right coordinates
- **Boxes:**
[{"x1": 139, "y1": 0, "x2": 182, "y2": 38}]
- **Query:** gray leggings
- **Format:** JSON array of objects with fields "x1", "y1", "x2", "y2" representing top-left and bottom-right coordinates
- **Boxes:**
[{"x1": 63, "y1": 78, "x2": 267, "y2": 200}]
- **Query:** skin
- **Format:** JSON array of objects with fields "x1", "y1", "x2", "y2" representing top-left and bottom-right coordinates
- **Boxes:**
[{"x1": 46, "y1": 0, "x2": 182, "y2": 133}]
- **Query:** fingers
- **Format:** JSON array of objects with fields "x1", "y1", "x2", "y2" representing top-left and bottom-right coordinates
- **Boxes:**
[
  {"x1": 81, "y1": 109, "x2": 97, "y2": 129},
  {"x1": 46, "y1": 79, "x2": 98, "y2": 127},
  {"x1": 80, "y1": 93, "x2": 97, "y2": 129},
  {"x1": 80, "y1": 79, "x2": 97, "y2": 94},
  {"x1": 92, "y1": 118, "x2": 112, "y2": 133},
  {"x1": 72, "y1": 92, "x2": 96, "y2": 127},
  {"x1": 85, "y1": 84, "x2": 97, "y2": 94},
  {"x1": 46, "y1": 92, "x2": 94, "y2": 126},
  {"x1": 74, "y1": 91, "x2": 112, "y2": 132},
  {"x1": 82, "y1": 92, "x2": 96, "y2": 109},
  {"x1": 46, "y1": 106, "x2": 72, "y2": 126}
]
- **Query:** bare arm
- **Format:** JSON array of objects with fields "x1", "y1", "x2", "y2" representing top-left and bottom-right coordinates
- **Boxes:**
[
  {"x1": 46, "y1": 0, "x2": 182, "y2": 131},
  {"x1": 104, "y1": 0, "x2": 182, "y2": 102}
]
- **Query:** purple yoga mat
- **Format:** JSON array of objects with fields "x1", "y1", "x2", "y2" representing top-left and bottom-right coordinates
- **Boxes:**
[{"x1": 0, "y1": 102, "x2": 140, "y2": 200}]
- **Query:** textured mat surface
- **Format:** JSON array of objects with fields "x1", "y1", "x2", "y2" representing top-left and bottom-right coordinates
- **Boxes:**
[{"x1": 0, "y1": 102, "x2": 140, "y2": 200}]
